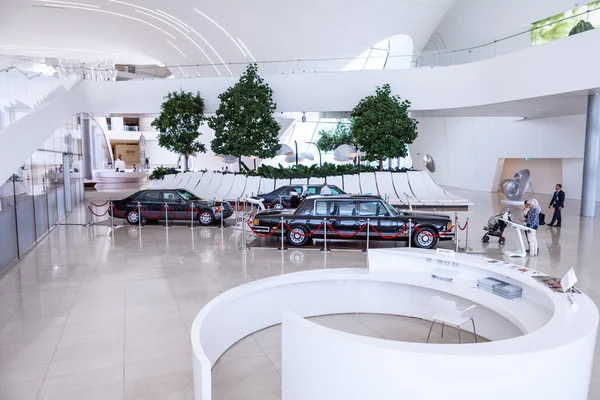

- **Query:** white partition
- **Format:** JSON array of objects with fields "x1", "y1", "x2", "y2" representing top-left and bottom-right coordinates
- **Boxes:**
[
  {"x1": 200, "y1": 173, "x2": 224, "y2": 199},
  {"x1": 155, "y1": 174, "x2": 176, "y2": 189},
  {"x1": 191, "y1": 172, "x2": 213, "y2": 198},
  {"x1": 406, "y1": 170, "x2": 442, "y2": 204},
  {"x1": 309, "y1": 177, "x2": 325, "y2": 185},
  {"x1": 191, "y1": 250, "x2": 599, "y2": 400},
  {"x1": 420, "y1": 171, "x2": 470, "y2": 203},
  {"x1": 184, "y1": 172, "x2": 203, "y2": 191},
  {"x1": 290, "y1": 178, "x2": 309, "y2": 185},
  {"x1": 241, "y1": 176, "x2": 262, "y2": 198},
  {"x1": 375, "y1": 172, "x2": 405, "y2": 205},
  {"x1": 212, "y1": 174, "x2": 236, "y2": 200},
  {"x1": 260, "y1": 178, "x2": 276, "y2": 194},
  {"x1": 325, "y1": 176, "x2": 343, "y2": 190},
  {"x1": 224, "y1": 174, "x2": 248, "y2": 200},
  {"x1": 359, "y1": 172, "x2": 379, "y2": 195},
  {"x1": 275, "y1": 179, "x2": 290, "y2": 189},
  {"x1": 343, "y1": 174, "x2": 361, "y2": 195},
  {"x1": 170, "y1": 173, "x2": 185, "y2": 188},
  {"x1": 392, "y1": 173, "x2": 422, "y2": 205},
  {"x1": 177, "y1": 174, "x2": 192, "y2": 189}
]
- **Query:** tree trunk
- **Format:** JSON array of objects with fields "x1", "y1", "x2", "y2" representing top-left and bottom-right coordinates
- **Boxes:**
[
  {"x1": 185, "y1": 153, "x2": 189, "y2": 172},
  {"x1": 238, "y1": 158, "x2": 242, "y2": 173},
  {"x1": 379, "y1": 159, "x2": 383, "y2": 171}
]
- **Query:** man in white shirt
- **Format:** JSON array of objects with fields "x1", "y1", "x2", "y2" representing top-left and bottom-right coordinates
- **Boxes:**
[
  {"x1": 115, "y1": 155, "x2": 126, "y2": 172},
  {"x1": 321, "y1": 184, "x2": 332, "y2": 195}
]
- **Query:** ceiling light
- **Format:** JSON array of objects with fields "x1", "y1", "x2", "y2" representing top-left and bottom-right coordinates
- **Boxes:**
[
  {"x1": 237, "y1": 38, "x2": 255, "y2": 61},
  {"x1": 41, "y1": 4, "x2": 176, "y2": 39},
  {"x1": 157, "y1": 9, "x2": 231, "y2": 76},
  {"x1": 167, "y1": 40, "x2": 185, "y2": 58},
  {"x1": 177, "y1": 65, "x2": 188, "y2": 77},
  {"x1": 153, "y1": 10, "x2": 189, "y2": 32},
  {"x1": 194, "y1": 9, "x2": 247, "y2": 59},
  {"x1": 36, "y1": 0, "x2": 99, "y2": 7}
]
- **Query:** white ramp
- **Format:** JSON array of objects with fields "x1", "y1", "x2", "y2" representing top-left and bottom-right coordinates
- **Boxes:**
[
  {"x1": 309, "y1": 177, "x2": 325, "y2": 185},
  {"x1": 260, "y1": 178, "x2": 275, "y2": 194},
  {"x1": 201, "y1": 173, "x2": 224, "y2": 199},
  {"x1": 343, "y1": 175, "x2": 361, "y2": 195},
  {"x1": 225, "y1": 174, "x2": 248, "y2": 200},
  {"x1": 241, "y1": 176, "x2": 262, "y2": 198},
  {"x1": 359, "y1": 173, "x2": 379, "y2": 196},
  {"x1": 406, "y1": 171, "x2": 440, "y2": 205},
  {"x1": 375, "y1": 172, "x2": 405, "y2": 205},
  {"x1": 392, "y1": 173, "x2": 422, "y2": 205},
  {"x1": 325, "y1": 176, "x2": 343, "y2": 190},
  {"x1": 213, "y1": 174, "x2": 236, "y2": 200},
  {"x1": 421, "y1": 172, "x2": 470, "y2": 204}
]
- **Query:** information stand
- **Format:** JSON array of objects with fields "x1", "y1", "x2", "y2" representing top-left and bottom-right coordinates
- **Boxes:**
[{"x1": 500, "y1": 218, "x2": 529, "y2": 258}]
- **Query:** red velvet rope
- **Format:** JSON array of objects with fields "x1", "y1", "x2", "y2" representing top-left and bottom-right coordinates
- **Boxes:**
[
  {"x1": 87, "y1": 205, "x2": 110, "y2": 217},
  {"x1": 139, "y1": 206, "x2": 166, "y2": 219},
  {"x1": 90, "y1": 200, "x2": 110, "y2": 207},
  {"x1": 370, "y1": 224, "x2": 408, "y2": 239},
  {"x1": 167, "y1": 206, "x2": 194, "y2": 220},
  {"x1": 246, "y1": 221, "x2": 281, "y2": 237},
  {"x1": 413, "y1": 225, "x2": 454, "y2": 237},
  {"x1": 326, "y1": 223, "x2": 366, "y2": 238},
  {"x1": 284, "y1": 222, "x2": 324, "y2": 237},
  {"x1": 111, "y1": 205, "x2": 137, "y2": 218},
  {"x1": 458, "y1": 221, "x2": 468, "y2": 231}
]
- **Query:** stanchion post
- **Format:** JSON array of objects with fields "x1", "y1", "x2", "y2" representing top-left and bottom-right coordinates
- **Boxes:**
[
  {"x1": 454, "y1": 212, "x2": 459, "y2": 252},
  {"x1": 137, "y1": 202, "x2": 142, "y2": 229},
  {"x1": 321, "y1": 218, "x2": 330, "y2": 253},
  {"x1": 279, "y1": 217, "x2": 287, "y2": 251},
  {"x1": 110, "y1": 201, "x2": 115, "y2": 227},
  {"x1": 219, "y1": 204, "x2": 225, "y2": 230},
  {"x1": 240, "y1": 214, "x2": 248, "y2": 250},
  {"x1": 190, "y1": 204, "x2": 195, "y2": 229},
  {"x1": 86, "y1": 200, "x2": 92, "y2": 227},
  {"x1": 408, "y1": 218, "x2": 412, "y2": 248},
  {"x1": 164, "y1": 203, "x2": 169, "y2": 229},
  {"x1": 362, "y1": 218, "x2": 370, "y2": 253},
  {"x1": 465, "y1": 217, "x2": 472, "y2": 251}
]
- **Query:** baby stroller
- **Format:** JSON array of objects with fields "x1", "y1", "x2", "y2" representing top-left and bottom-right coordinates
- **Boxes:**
[{"x1": 482, "y1": 211, "x2": 511, "y2": 245}]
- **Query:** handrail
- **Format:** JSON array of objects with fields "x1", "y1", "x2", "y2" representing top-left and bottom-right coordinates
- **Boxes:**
[{"x1": 82, "y1": 113, "x2": 115, "y2": 168}]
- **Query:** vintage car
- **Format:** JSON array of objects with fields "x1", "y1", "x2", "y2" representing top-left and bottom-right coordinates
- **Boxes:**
[
  {"x1": 251, "y1": 195, "x2": 453, "y2": 249},
  {"x1": 250, "y1": 184, "x2": 345, "y2": 209},
  {"x1": 112, "y1": 189, "x2": 233, "y2": 225}
]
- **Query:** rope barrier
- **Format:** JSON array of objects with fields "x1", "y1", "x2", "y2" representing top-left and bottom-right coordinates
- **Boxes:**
[
  {"x1": 139, "y1": 206, "x2": 166, "y2": 219},
  {"x1": 246, "y1": 221, "x2": 281, "y2": 237},
  {"x1": 90, "y1": 200, "x2": 110, "y2": 207},
  {"x1": 111, "y1": 205, "x2": 138, "y2": 219},
  {"x1": 413, "y1": 225, "x2": 454, "y2": 237},
  {"x1": 167, "y1": 206, "x2": 194, "y2": 220},
  {"x1": 458, "y1": 221, "x2": 468, "y2": 231},
  {"x1": 327, "y1": 223, "x2": 366, "y2": 238},
  {"x1": 87, "y1": 205, "x2": 110, "y2": 217},
  {"x1": 284, "y1": 222, "x2": 324, "y2": 237},
  {"x1": 370, "y1": 224, "x2": 408, "y2": 239}
]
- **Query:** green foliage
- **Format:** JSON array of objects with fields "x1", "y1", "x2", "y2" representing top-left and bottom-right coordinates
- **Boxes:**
[
  {"x1": 246, "y1": 162, "x2": 411, "y2": 180},
  {"x1": 209, "y1": 64, "x2": 281, "y2": 164},
  {"x1": 151, "y1": 90, "x2": 206, "y2": 171},
  {"x1": 569, "y1": 20, "x2": 595, "y2": 35},
  {"x1": 315, "y1": 121, "x2": 355, "y2": 152},
  {"x1": 149, "y1": 166, "x2": 178, "y2": 181},
  {"x1": 351, "y1": 84, "x2": 418, "y2": 170},
  {"x1": 532, "y1": 1, "x2": 600, "y2": 45}
]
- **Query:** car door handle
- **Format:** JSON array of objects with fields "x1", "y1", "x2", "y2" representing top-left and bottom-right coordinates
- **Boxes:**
[{"x1": 357, "y1": 220, "x2": 366, "y2": 225}]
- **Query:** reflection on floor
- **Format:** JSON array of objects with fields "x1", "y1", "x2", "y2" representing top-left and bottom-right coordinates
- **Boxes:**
[
  {"x1": 0, "y1": 188, "x2": 598, "y2": 400},
  {"x1": 212, "y1": 313, "x2": 489, "y2": 400}
]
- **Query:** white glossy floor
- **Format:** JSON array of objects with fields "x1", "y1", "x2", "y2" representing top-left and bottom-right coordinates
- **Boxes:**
[{"x1": 0, "y1": 188, "x2": 598, "y2": 400}]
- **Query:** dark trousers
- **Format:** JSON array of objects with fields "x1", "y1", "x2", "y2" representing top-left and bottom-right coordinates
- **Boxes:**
[{"x1": 550, "y1": 206, "x2": 562, "y2": 226}]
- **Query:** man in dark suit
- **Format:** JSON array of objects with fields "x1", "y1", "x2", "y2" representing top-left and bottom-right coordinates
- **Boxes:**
[{"x1": 548, "y1": 184, "x2": 565, "y2": 227}]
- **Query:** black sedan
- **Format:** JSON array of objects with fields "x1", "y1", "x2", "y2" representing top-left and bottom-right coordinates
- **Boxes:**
[
  {"x1": 112, "y1": 189, "x2": 233, "y2": 225},
  {"x1": 251, "y1": 184, "x2": 345, "y2": 209},
  {"x1": 251, "y1": 195, "x2": 454, "y2": 249}
]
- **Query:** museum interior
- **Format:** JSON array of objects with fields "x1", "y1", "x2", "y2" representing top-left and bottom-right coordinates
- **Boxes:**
[{"x1": 2, "y1": 0, "x2": 600, "y2": 399}]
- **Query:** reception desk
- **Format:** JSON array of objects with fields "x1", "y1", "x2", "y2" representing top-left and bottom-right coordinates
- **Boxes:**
[
  {"x1": 92, "y1": 170, "x2": 147, "y2": 191},
  {"x1": 191, "y1": 249, "x2": 598, "y2": 400}
]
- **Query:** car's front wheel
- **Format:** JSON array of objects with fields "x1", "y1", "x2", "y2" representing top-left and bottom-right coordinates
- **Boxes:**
[
  {"x1": 198, "y1": 209, "x2": 215, "y2": 226},
  {"x1": 286, "y1": 225, "x2": 311, "y2": 246},
  {"x1": 126, "y1": 210, "x2": 140, "y2": 225},
  {"x1": 412, "y1": 226, "x2": 438, "y2": 249}
]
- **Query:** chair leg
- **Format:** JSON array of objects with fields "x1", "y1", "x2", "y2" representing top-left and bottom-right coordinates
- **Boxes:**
[
  {"x1": 471, "y1": 318, "x2": 478, "y2": 343},
  {"x1": 441, "y1": 322, "x2": 445, "y2": 338},
  {"x1": 426, "y1": 320, "x2": 436, "y2": 343},
  {"x1": 457, "y1": 326, "x2": 461, "y2": 344}
]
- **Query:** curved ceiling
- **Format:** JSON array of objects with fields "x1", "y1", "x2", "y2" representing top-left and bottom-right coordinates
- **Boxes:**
[{"x1": 0, "y1": 0, "x2": 456, "y2": 75}]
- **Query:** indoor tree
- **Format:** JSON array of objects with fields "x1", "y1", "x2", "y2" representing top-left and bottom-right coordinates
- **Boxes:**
[
  {"x1": 209, "y1": 63, "x2": 281, "y2": 171},
  {"x1": 351, "y1": 84, "x2": 418, "y2": 170},
  {"x1": 316, "y1": 121, "x2": 356, "y2": 152},
  {"x1": 151, "y1": 90, "x2": 207, "y2": 171}
]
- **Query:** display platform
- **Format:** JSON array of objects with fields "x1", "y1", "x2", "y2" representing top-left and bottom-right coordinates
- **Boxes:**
[
  {"x1": 191, "y1": 249, "x2": 598, "y2": 400},
  {"x1": 92, "y1": 170, "x2": 147, "y2": 191}
]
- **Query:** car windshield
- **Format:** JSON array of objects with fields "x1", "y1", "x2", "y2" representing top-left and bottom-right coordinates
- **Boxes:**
[
  {"x1": 383, "y1": 201, "x2": 400, "y2": 216},
  {"x1": 176, "y1": 190, "x2": 199, "y2": 201}
]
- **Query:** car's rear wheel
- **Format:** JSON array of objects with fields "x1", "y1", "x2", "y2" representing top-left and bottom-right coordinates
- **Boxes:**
[
  {"x1": 127, "y1": 210, "x2": 140, "y2": 225},
  {"x1": 412, "y1": 226, "x2": 438, "y2": 249},
  {"x1": 198, "y1": 209, "x2": 215, "y2": 226},
  {"x1": 287, "y1": 225, "x2": 310, "y2": 246}
]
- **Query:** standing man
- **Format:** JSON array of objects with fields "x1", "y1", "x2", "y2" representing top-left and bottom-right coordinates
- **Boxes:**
[{"x1": 548, "y1": 184, "x2": 565, "y2": 227}]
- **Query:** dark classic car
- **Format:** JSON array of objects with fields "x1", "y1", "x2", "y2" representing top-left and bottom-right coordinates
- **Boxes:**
[
  {"x1": 251, "y1": 184, "x2": 345, "y2": 209},
  {"x1": 112, "y1": 189, "x2": 233, "y2": 225},
  {"x1": 251, "y1": 195, "x2": 453, "y2": 249}
]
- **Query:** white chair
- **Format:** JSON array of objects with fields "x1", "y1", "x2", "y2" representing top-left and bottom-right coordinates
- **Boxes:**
[{"x1": 426, "y1": 297, "x2": 478, "y2": 344}]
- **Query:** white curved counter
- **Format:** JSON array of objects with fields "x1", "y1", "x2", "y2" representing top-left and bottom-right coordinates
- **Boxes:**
[
  {"x1": 92, "y1": 170, "x2": 147, "y2": 191},
  {"x1": 191, "y1": 249, "x2": 598, "y2": 400}
]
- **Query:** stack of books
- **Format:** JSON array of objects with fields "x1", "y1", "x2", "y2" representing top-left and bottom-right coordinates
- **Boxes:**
[{"x1": 477, "y1": 277, "x2": 523, "y2": 299}]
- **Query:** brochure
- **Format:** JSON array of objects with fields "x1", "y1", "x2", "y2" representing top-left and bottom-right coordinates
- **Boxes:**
[{"x1": 532, "y1": 275, "x2": 582, "y2": 294}]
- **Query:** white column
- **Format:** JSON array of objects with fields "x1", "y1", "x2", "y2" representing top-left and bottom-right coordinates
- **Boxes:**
[{"x1": 581, "y1": 94, "x2": 600, "y2": 217}]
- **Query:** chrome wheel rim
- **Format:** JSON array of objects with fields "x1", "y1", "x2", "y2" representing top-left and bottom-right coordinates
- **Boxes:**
[
  {"x1": 289, "y1": 228, "x2": 305, "y2": 244},
  {"x1": 128, "y1": 212, "x2": 139, "y2": 223},
  {"x1": 200, "y1": 212, "x2": 212, "y2": 225},
  {"x1": 417, "y1": 232, "x2": 433, "y2": 247}
]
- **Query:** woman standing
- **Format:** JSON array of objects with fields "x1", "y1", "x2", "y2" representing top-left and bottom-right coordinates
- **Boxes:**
[{"x1": 525, "y1": 199, "x2": 541, "y2": 256}]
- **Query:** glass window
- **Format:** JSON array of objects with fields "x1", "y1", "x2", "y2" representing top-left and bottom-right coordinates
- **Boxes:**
[
  {"x1": 358, "y1": 200, "x2": 389, "y2": 217},
  {"x1": 333, "y1": 201, "x2": 357, "y2": 217},
  {"x1": 314, "y1": 201, "x2": 331, "y2": 216},
  {"x1": 176, "y1": 190, "x2": 198, "y2": 201},
  {"x1": 138, "y1": 191, "x2": 161, "y2": 202},
  {"x1": 330, "y1": 187, "x2": 342, "y2": 195},
  {"x1": 162, "y1": 191, "x2": 182, "y2": 203}
]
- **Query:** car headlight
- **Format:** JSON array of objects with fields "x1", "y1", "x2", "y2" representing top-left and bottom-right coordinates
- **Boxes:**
[
  {"x1": 253, "y1": 219, "x2": 259, "y2": 226},
  {"x1": 447, "y1": 222, "x2": 454, "y2": 231}
]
